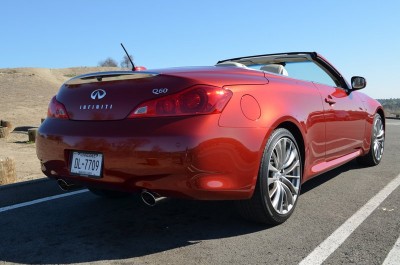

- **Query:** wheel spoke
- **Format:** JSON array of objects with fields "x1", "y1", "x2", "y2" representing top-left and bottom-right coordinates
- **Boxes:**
[
  {"x1": 283, "y1": 146, "x2": 295, "y2": 169},
  {"x1": 268, "y1": 175, "x2": 279, "y2": 185},
  {"x1": 283, "y1": 141, "x2": 292, "y2": 166},
  {"x1": 272, "y1": 150, "x2": 279, "y2": 170},
  {"x1": 281, "y1": 176, "x2": 299, "y2": 195},
  {"x1": 376, "y1": 141, "x2": 383, "y2": 158},
  {"x1": 278, "y1": 183, "x2": 285, "y2": 212},
  {"x1": 269, "y1": 163, "x2": 279, "y2": 173},
  {"x1": 285, "y1": 174, "x2": 300, "y2": 179},
  {"x1": 269, "y1": 182, "x2": 278, "y2": 198},
  {"x1": 281, "y1": 181, "x2": 294, "y2": 206},
  {"x1": 267, "y1": 136, "x2": 302, "y2": 215},
  {"x1": 376, "y1": 127, "x2": 384, "y2": 139},
  {"x1": 275, "y1": 140, "x2": 284, "y2": 169},
  {"x1": 283, "y1": 159, "x2": 299, "y2": 175},
  {"x1": 271, "y1": 183, "x2": 282, "y2": 209}
]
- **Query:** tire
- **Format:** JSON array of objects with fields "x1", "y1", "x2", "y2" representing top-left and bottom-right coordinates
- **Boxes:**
[
  {"x1": 237, "y1": 128, "x2": 302, "y2": 225},
  {"x1": 88, "y1": 188, "x2": 130, "y2": 198},
  {"x1": 357, "y1": 113, "x2": 385, "y2": 166}
]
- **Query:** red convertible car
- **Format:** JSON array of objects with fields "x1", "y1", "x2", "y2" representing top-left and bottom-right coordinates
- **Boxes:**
[{"x1": 36, "y1": 52, "x2": 384, "y2": 224}]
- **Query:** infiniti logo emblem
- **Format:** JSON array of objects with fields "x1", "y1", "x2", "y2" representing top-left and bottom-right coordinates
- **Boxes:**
[{"x1": 91, "y1": 89, "x2": 106, "y2": 100}]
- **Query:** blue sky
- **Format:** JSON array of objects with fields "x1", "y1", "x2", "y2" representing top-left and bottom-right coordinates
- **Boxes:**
[{"x1": 1, "y1": 0, "x2": 399, "y2": 99}]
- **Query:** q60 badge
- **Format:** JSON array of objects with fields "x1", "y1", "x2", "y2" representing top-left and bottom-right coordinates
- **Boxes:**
[{"x1": 152, "y1": 88, "x2": 168, "y2": 95}]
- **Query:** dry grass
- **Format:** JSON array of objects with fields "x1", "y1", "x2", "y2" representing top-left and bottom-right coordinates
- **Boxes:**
[{"x1": 0, "y1": 157, "x2": 16, "y2": 185}]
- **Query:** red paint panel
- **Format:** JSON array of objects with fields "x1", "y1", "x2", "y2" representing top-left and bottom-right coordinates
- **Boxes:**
[{"x1": 37, "y1": 115, "x2": 263, "y2": 199}]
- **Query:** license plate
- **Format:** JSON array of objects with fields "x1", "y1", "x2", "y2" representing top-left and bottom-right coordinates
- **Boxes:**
[{"x1": 70, "y1": 151, "x2": 103, "y2": 178}]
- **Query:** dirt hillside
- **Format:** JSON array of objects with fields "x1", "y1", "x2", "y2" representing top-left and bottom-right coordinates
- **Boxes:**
[{"x1": 0, "y1": 67, "x2": 119, "y2": 183}]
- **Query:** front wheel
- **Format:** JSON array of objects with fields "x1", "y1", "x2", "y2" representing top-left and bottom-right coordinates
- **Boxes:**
[
  {"x1": 237, "y1": 128, "x2": 302, "y2": 224},
  {"x1": 357, "y1": 113, "x2": 385, "y2": 166}
]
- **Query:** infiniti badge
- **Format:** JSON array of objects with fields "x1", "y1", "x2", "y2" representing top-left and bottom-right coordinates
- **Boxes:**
[{"x1": 91, "y1": 89, "x2": 106, "y2": 100}]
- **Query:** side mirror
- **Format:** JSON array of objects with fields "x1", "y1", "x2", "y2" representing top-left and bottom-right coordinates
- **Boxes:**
[{"x1": 351, "y1": 76, "x2": 367, "y2": 90}]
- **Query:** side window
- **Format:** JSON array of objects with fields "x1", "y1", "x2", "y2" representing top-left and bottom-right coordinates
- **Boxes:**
[{"x1": 285, "y1": 61, "x2": 338, "y2": 87}]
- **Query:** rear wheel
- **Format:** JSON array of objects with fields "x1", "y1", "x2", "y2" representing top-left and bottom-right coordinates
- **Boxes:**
[
  {"x1": 357, "y1": 113, "x2": 385, "y2": 166},
  {"x1": 237, "y1": 128, "x2": 302, "y2": 224},
  {"x1": 88, "y1": 188, "x2": 130, "y2": 198}
]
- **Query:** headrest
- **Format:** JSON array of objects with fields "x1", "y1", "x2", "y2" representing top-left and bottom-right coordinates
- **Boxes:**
[
  {"x1": 260, "y1": 64, "x2": 288, "y2": 76},
  {"x1": 215, "y1": 62, "x2": 247, "y2": 68}
]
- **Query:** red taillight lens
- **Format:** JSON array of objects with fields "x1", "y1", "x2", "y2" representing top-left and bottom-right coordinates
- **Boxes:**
[
  {"x1": 128, "y1": 86, "x2": 232, "y2": 118},
  {"x1": 134, "y1": 66, "x2": 147, "y2": 71},
  {"x1": 47, "y1": 96, "x2": 69, "y2": 119}
]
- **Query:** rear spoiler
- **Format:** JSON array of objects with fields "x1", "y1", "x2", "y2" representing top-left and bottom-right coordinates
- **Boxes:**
[{"x1": 65, "y1": 71, "x2": 158, "y2": 85}]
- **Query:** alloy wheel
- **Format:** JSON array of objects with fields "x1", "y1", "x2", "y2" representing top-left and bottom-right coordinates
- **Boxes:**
[
  {"x1": 373, "y1": 115, "x2": 384, "y2": 161},
  {"x1": 267, "y1": 137, "x2": 301, "y2": 214}
]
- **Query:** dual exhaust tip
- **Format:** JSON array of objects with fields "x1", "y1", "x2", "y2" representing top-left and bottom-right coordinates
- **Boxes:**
[
  {"x1": 57, "y1": 179, "x2": 166, "y2": 206},
  {"x1": 140, "y1": 190, "x2": 166, "y2": 207}
]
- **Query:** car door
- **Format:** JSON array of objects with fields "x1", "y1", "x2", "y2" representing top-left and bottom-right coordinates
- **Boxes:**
[
  {"x1": 284, "y1": 59, "x2": 367, "y2": 161},
  {"x1": 313, "y1": 83, "x2": 366, "y2": 160}
]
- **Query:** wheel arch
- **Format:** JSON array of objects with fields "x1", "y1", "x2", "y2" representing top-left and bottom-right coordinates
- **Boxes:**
[
  {"x1": 237, "y1": 119, "x2": 306, "y2": 224},
  {"x1": 276, "y1": 121, "x2": 306, "y2": 181},
  {"x1": 357, "y1": 107, "x2": 386, "y2": 166},
  {"x1": 376, "y1": 107, "x2": 385, "y2": 130},
  {"x1": 362, "y1": 107, "x2": 385, "y2": 155}
]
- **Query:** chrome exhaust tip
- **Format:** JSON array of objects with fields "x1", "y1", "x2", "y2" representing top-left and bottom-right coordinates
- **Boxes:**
[
  {"x1": 141, "y1": 190, "x2": 166, "y2": 207},
  {"x1": 57, "y1": 179, "x2": 79, "y2": 191}
]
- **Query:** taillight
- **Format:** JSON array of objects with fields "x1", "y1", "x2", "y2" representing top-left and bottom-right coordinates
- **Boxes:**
[
  {"x1": 134, "y1": 66, "x2": 147, "y2": 71},
  {"x1": 47, "y1": 96, "x2": 69, "y2": 119},
  {"x1": 128, "y1": 85, "x2": 232, "y2": 118}
]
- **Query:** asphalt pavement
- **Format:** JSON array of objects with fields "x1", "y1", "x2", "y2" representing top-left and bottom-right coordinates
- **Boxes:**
[{"x1": 0, "y1": 119, "x2": 399, "y2": 265}]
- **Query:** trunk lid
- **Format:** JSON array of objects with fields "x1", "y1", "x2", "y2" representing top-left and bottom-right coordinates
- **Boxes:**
[
  {"x1": 57, "y1": 67, "x2": 267, "y2": 121},
  {"x1": 57, "y1": 71, "x2": 199, "y2": 121}
]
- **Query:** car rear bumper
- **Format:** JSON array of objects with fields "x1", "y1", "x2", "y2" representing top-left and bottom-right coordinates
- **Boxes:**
[{"x1": 36, "y1": 116, "x2": 265, "y2": 200}]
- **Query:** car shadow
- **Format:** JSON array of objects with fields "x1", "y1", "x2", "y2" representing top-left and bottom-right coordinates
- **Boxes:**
[
  {"x1": 0, "y1": 193, "x2": 268, "y2": 264},
  {"x1": 0, "y1": 160, "x2": 362, "y2": 264}
]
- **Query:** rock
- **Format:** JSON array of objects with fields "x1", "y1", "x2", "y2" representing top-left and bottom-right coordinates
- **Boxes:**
[
  {"x1": 1, "y1": 120, "x2": 12, "y2": 129},
  {"x1": 28, "y1": 128, "x2": 38, "y2": 142},
  {"x1": 0, "y1": 126, "x2": 9, "y2": 138}
]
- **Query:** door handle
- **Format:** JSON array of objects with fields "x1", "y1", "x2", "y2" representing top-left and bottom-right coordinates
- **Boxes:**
[{"x1": 325, "y1": 97, "x2": 336, "y2": 105}]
